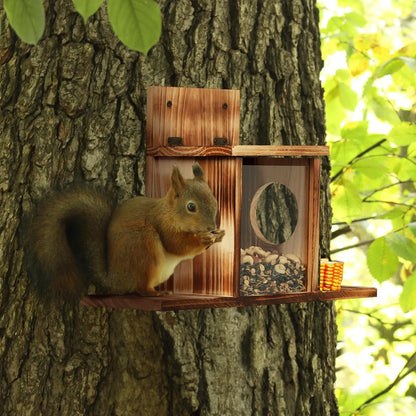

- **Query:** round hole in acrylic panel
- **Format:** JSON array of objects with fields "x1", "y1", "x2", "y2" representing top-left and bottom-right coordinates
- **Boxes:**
[{"x1": 249, "y1": 182, "x2": 298, "y2": 245}]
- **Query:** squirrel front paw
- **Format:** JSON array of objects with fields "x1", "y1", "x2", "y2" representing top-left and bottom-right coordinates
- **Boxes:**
[
  {"x1": 198, "y1": 229, "x2": 225, "y2": 247},
  {"x1": 211, "y1": 229, "x2": 225, "y2": 243}
]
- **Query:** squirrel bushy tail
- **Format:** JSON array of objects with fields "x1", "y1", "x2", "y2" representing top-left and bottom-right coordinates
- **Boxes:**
[{"x1": 25, "y1": 188, "x2": 114, "y2": 298}]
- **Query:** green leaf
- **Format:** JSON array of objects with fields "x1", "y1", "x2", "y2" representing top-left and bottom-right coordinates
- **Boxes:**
[
  {"x1": 399, "y1": 271, "x2": 416, "y2": 312},
  {"x1": 392, "y1": 64, "x2": 416, "y2": 90},
  {"x1": 4, "y1": 0, "x2": 45, "y2": 44},
  {"x1": 345, "y1": 11, "x2": 367, "y2": 28},
  {"x1": 378, "y1": 206, "x2": 408, "y2": 220},
  {"x1": 353, "y1": 158, "x2": 388, "y2": 179},
  {"x1": 330, "y1": 140, "x2": 360, "y2": 168},
  {"x1": 348, "y1": 52, "x2": 370, "y2": 77},
  {"x1": 107, "y1": 0, "x2": 161, "y2": 54},
  {"x1": 335, "y1": 69, "x2": 352, "y2": 83},
  {"x1": 331, "y1": 180, "x2": 363, "y2": 224},
  {"x1": 385, "y1": 232, "x2": 416, "y2": 262},
  {"x1": 341, "y1": 121, "x2": 369, "y2": 141},
  {"x1": 409, "y1": 141, "x2": 416, "y2": 156},
  {"x1": 400, "y1": 56, "x2": 416, "y2": 71},
  {"x1": 338, "y1": 82, "x2": 358, "y2": 111},
  {"x1": 353, "y1": 33, "x2": 380, "y2": 52},
  {"x1": 321, "y1": 38, "x2": 345, "y2": 59},
  {"x1": 338, "y1": 0, "x2": 365, "y2": 13},
  {"x1": 325, "y1": 99, "x2": 345, "y2": 136},
  {"x1": 377, "y1": 57, "x2": 405, "y2": 78},
  {"x1": 369, "y1": 94, "x2": 400, "y2": 125},
  {"x1": 72, "y1": 0, "x2": 104, "y2": 22},
  {"x1": 362, "y1": 76, "x2": 376, "y2": 98},
  {"x1": 398, "y1": 41, "x2": 416, "y2": 57},
  {"x1": 385, "y1": 153, "x2": 416, "y2": 181},
  {"x1": 408, "y1": 223, "x2": 416, "y2": 237},
  {"x1": 388, "y1": 122, "x2": 416, "y2": 146},
  {"x1": 376, "y1": 57, "x2": 416, "y2": 79},
  {"x1": 325, "y1": 16, "x2": 344, "y2": 34},
  {"x1": 367, "y1": 237, "x2": 399, "y2": 282}
]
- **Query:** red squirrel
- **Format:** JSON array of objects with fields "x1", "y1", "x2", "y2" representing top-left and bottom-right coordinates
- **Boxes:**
[{"x1": 26, "y1": 163, "x2": 225, "y2": 297}]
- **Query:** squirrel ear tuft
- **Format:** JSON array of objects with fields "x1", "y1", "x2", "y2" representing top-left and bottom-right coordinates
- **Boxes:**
[
  {"x1": 171, "y1": 165, "x2": 186, "y2": 196},
  {"x1": 192, "y1": 163, "x2": 205, "y2": 180}
]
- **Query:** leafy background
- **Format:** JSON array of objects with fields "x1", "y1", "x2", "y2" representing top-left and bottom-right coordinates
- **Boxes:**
[
  {"x1": 319, "y1": 0, "x2": 416, "y2": 414},
  {"x1": 2, "y1": 0, "x2": 416, "y2": 414}
]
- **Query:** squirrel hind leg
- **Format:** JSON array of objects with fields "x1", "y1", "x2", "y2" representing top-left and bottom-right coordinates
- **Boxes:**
[
  {"x1": 135, "y1": 255, "x2": 166, "y2": 297},
  {"x1": 108, "y1": 222, "x2": 173, "y2": 297},
  {"x1": 134, "y1": 233, "x2": 172, "y2": 297}
]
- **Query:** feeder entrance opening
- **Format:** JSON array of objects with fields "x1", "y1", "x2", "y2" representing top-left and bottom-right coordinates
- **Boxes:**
[{"x1": 250, "y1": 182, "x2": 298, "y2": 245}]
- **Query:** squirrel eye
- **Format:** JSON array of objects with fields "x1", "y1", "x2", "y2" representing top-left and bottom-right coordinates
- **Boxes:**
[{"x1": 187, "y1": 202, "x2": 197, "y2": 213}]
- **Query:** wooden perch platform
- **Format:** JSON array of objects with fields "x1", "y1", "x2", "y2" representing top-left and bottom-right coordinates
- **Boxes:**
[{"x1": 81, "y1": 286, "x2": 377, "y2": 311}]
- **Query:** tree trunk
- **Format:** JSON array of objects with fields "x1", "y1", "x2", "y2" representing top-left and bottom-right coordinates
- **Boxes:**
[{"x1": 0, "y1": 0, "x2": 337, "y2": 415}]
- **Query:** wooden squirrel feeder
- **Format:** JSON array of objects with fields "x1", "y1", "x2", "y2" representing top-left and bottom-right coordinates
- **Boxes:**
[{"x1": 81, "y1": 86, "x2": 376, "y2": 310}]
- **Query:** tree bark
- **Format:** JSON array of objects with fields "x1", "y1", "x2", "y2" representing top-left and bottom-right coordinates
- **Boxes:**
[{"x1": 0, "y1": 0, "x2": 336, "y2": 415}]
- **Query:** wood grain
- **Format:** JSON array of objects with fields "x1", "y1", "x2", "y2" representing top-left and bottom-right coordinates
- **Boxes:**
[
  {"x1": 146, "y1": 145, "x2": 233, "y2": 157},
  {"x1": 307, "y1": 158, "x2": 321, "y2": 291},
  {"x1": 145, "y1": 157, "x2": 239, "y2": 296},
  {"x1": 146, "y1": 86, "x2": 240, "y2": 147},
  {"x1": 81, "y1": 286, "x2": 377, "y2": 311},
  {"x1": 233, "y1": 145, "x2": 329, "y2": 157}
]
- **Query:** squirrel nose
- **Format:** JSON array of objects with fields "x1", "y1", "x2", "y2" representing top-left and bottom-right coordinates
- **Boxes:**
[{"x1": 207, "y1": 223, "x2": 217, "y2": 232}]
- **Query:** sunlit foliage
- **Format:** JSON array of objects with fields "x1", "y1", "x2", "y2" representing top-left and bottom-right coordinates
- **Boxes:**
[{"x1": 319, "y1": 0, "x2": 416, "y2": 414}]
